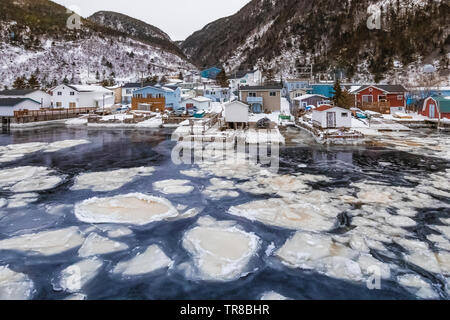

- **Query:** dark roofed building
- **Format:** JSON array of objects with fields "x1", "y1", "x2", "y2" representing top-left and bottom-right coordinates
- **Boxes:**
[
  {"x1": 0, "y1": 98, "x2": 42, "y2": 117},
  {"x1": 239, "y1": 84, "x2": 283, "y2": 91},
  {"x1": 0, "y1": 89, "x2": 38, "y2": 96},
  {"x1": 0, "y1": 89, "x2": 51, "y2": 108}
]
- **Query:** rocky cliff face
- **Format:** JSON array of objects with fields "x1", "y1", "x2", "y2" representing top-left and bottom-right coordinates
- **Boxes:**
[{"x1": 182, "y1": 0, "x2": 449, "y2": 84}]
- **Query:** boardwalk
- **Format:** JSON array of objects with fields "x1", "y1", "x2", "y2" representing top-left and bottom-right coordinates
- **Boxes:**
[{"x1": 13, "y1": 108, "x2": 97, "y2": 124}]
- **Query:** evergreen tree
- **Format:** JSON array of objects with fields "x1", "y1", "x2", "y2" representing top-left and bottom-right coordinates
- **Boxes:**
[
  {"x1": 332, "y1": 79, "x2": 353, "y2": 109},
  {"x1": 12, "y1": 76, "x2": 26, "y2": 89},
  {"x1": 178, "y1": 72, "x2": 184, "y2": 81},
  {"x1": 216, "y1": 69, "x2": 229, "y2": 88},
  {"x1": 95, "y1": 71, "x2": 100, "y2": 80},
  {"x1": 62, "y1": 76, "x2": 69, "y2": 85},
  {"x1": 27, "y1": 74, "x2": 40, "y2": 89},
  {"x1": 332, "y1": 79, "x2": 343, "y2": 105},
  {"x1": 264, "y1": 68, "x2": 275, "y2": 84}
]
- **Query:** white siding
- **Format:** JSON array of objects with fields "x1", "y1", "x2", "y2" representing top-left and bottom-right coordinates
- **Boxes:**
[
  {"x1": 0, "y1": 100, "x2": 41, "y2": 117},
  {"x1": 312, "y1": 107, "x2": 352, "y2": 128},
  {"x1": 52, "y1": 85, "x2": 114, "y2": 108},
  {"x1": 224, "y1": 101, "x2": 249, "y2": 123},
  {"x1": 26, "y1": 91, "x2": 52, "y2": 108}
]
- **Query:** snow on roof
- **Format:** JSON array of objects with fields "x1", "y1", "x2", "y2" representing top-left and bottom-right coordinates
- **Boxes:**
[
  {"x1": 69, "y1": 85, "x2": 112, "y2": 93},
  {"x1": 191, "y1": 96, "x2": 212, "y2": 102},
  {"x1": 293, "y1": 94, "x2": 327, "y2": 101}
]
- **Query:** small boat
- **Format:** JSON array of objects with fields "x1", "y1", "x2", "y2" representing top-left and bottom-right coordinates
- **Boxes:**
[
  {"x1": 356, "y1": 112, "x2": 368, "y2": 119},
  {"x1": 194, "y1": 110, "x2": 205, "y2": 118}
]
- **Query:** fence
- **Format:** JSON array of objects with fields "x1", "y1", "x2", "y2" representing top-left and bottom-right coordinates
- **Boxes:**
[
  {"x1": 131, "y1": 97, "x2": 165, "y2": 112},
  {"x1": 14, "y1": 107, "x2": 97, "y2": 123}
]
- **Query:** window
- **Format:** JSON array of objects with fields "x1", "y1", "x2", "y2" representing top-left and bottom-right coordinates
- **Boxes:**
[
  {"x1": 56, "y1": 102, "x2": 62, "y2": 107},
  {"x1": 69, "y1": 102, "x2": 76, "y2": 108},
  {"x1": 362, "y1": 95, "x2": 373, "y2": 103},
  {"x1": 57, "y1": 92, "x2": 62, "y2": 96},
  {"x1": 270, "y1": 92, "x2": 277, "y2": 97},
  {"x1": 249, "y1": 92, "x2": 257, "y2": 97},
  {"x1": 70, "y1": 92, "x2": 75, "y2": 96},
  {"x1": 397, "y1": 95, "x2": 403, "y2": 100},
  {"x1": 126, "y1": 89, "x2": 132, "y2": 95},
  {"x1": 341, "y1": 113, "x2": 348, "y2": 117}
]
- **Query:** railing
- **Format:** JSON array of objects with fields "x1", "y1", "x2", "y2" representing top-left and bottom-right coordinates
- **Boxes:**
[
  {"x1": 247, "y1": 97, "x2": 263, "y2": 104},
  {"x1": 14, "y1": 107, "x2": 97, "y2": 123}
]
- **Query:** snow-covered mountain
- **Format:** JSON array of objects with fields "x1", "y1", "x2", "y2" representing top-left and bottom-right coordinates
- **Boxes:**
[
  {"x1": 182, "y1": 0, "x2": 449, "y2": 85},
  {"x1": 0, "y1": 0, "x2": 194, "y2": 89},
  {"x1": 88, "y1": 11, "x2": 186, "y2": 58}
]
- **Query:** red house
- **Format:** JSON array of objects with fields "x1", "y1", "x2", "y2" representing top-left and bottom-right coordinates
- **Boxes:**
[
  {"x1": 420, "y1": 96, "x2": 450, "y2": 119},
  {"x1": 351, "y1": 85, "x2": 407, "y2": 114}
]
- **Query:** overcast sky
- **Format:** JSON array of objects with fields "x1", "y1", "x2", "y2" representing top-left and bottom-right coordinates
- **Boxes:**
[{"x1": 52, "y1": 0, "x2": 251, "y2": 41}]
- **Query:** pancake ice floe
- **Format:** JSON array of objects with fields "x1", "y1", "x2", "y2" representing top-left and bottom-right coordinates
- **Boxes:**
[
  {"x1": 0, "y1": 266, "x2": 34, "y2": 300},
  {"x1": 0, "y1": 227, "x2": 84, "y2": 256},
  {"x1": 112, "y1": 245, "x2": 173, "y2": 277},
  {"x1": 182, "y1": 216, "x2": 260, "y2": 281},
  {"x1": 72, "y1": 167, "x2": 155, "y2": 192},
  {"x1": 74, "y1": 193, "x2": 179, "y2": 225}
]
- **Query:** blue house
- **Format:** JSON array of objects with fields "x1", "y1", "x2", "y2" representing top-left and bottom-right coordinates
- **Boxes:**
[
  {"x1": 308, "y1": 84, "x2": 335, "y2": 98},
  {"x1": 133, "y1": 85, "x2": 181, "y2": 109},
  {"x1": 201, "y1": 67, "x2": 222, "y2": 80}
]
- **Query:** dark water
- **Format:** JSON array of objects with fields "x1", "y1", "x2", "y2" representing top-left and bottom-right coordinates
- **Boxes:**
[{"x1": 0, "y1": 126, "x2": 449, "y2": 300}]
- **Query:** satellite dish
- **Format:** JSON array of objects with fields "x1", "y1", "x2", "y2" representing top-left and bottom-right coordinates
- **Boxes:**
[{"x1": 423, "y1": 64, "x2": 436, "y2": 73}]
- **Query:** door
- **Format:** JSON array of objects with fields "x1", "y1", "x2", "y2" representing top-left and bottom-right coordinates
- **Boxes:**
[
  {"x1": 326, "y1": 112, "x2": 336, "y2": 128},
  {"x1": 429, "y1": 104, "x2": 435, "y2": 118}
]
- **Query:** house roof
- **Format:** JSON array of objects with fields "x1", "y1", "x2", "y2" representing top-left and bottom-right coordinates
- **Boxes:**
[
  {"x1": 240, "y1": 84, "x2": 283, "y2": 91},
  {"x1": 224, "y1": 100, "x2": 249, "y2": 108},
  {"x1": 293, "y1": 94, "x2": 327, "y2": 101},
  {"x1": 191, "y1": 97, "x2": 212, "y2": 103},
  {"x1": 67, "y1": 85, "x2": 112, "y2": 93},
  {"x1": 122, "y1": 82, "x2": 152, "y2": 89},
  {"x1": 228, "y1": 70, "x2": 257, "y2": 79},
  {"x1": 0, "y1": 89, "x2": 39, "y2": 96},
  {"x1": 315, "y1": 105, "x2": 334, "y2": 112},
  {"x1": 314, "y1": 105, "x2": 350, "y2": 112},
  {"x1": 0, "y1": 98, "x2": 40, "y2": 107},
  {"x1": 352, "y1": 84, "x2": 407, "y2": 93},
  {"x1": 134, "y1": 86, "x2": 176, "y2": 94}
]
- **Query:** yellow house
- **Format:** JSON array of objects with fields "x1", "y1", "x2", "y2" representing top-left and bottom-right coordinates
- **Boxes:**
[{"x1": 239, "y1": 85, "x2": 282, "y2": 113}]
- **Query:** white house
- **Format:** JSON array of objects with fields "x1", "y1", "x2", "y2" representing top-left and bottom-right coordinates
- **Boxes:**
[
  {"x1": 0, "y1": 98, "x2": 42, "y2": 117},
  {"x1": 204, "y1": 86, "x2": 231, "y2": 103},
  {"x1": 0, "y1": 89, "x2": 51, "y2": 109},
  {"x1": 224, "y1": 100, "x2": 249, "y2": 127},
  {"x1": 229, "y1": 70, "x2": 263, "y2": 91},
  {"x1": 312, "y1": 105, "x2": 352, "y2": 129},
  {"x1": 181, "y1": 97, "x2": 212, "y2": 111},
  {"x1": 51, "y1": 85, "x2": 114, "y2": 109}
]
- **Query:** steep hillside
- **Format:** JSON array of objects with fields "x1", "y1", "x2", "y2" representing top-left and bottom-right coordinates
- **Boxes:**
[
  {"x1": 88, "y1": 11, "x2": 186, "y2": 57},
  {"x1": 0, "y1": 0, "x2": 193, "y2": 88},
  {"x1": 182, "y1": 0, "x2": 450, "y2": 84}
]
